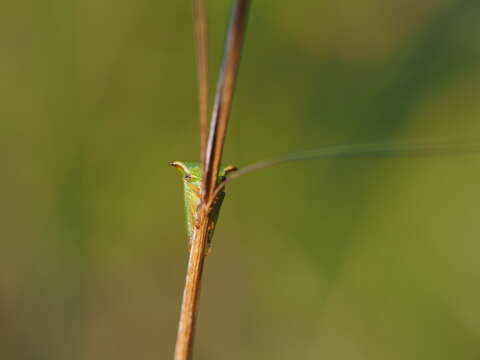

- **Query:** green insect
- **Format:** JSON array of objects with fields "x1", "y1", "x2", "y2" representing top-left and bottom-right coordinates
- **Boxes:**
[
  {"x1": 170, "y1": 161, "x2": 237, "y2": 250},
  {"x1": 170, "y1": 140, "x2": 480, "y2": 251}
]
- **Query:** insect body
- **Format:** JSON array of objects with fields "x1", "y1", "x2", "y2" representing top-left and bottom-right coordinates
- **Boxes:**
[{"x1": 170, "y1": 161, "x2": 237, "y2": 250}]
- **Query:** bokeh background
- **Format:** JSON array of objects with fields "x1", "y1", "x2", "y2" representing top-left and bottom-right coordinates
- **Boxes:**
[{"x1": 3, "y1": 0, "x2": 480, "y2": 359}]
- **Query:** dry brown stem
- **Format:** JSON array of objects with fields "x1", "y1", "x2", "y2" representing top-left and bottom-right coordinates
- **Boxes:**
[{"x1": 173, "y1": 207, "x2": 210, "y2": 360}]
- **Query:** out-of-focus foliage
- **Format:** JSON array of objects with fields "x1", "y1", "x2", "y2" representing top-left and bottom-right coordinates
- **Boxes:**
[{"x1": 2, "y1": 1, "x2": 480, "y2": 359}]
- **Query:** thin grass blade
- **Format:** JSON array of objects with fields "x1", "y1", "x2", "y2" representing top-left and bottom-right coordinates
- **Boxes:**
[
  {"x1": 203, "y1": 0, "x2": 250, "y2": 201},
  {"x1": 209, "y1": 138, "x2": 480, "y2": 199},
  {"x1": 193, "y1": 0, "x2": 210, "y2": 171}
]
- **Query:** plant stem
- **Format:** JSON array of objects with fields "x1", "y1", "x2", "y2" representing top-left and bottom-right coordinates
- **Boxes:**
[{"x1": 173, "y1": 207, "x2": 210, "y2": 360}]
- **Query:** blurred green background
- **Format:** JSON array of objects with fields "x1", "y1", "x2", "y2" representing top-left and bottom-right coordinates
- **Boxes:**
[{"x1": 2, "y1": 0, "x2": 480, "y2": 359}]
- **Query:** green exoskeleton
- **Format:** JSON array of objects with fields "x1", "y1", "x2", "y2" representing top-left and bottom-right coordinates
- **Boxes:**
[{"x1": 170, "y1": 161, "x2": 237, "y2": 251}]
